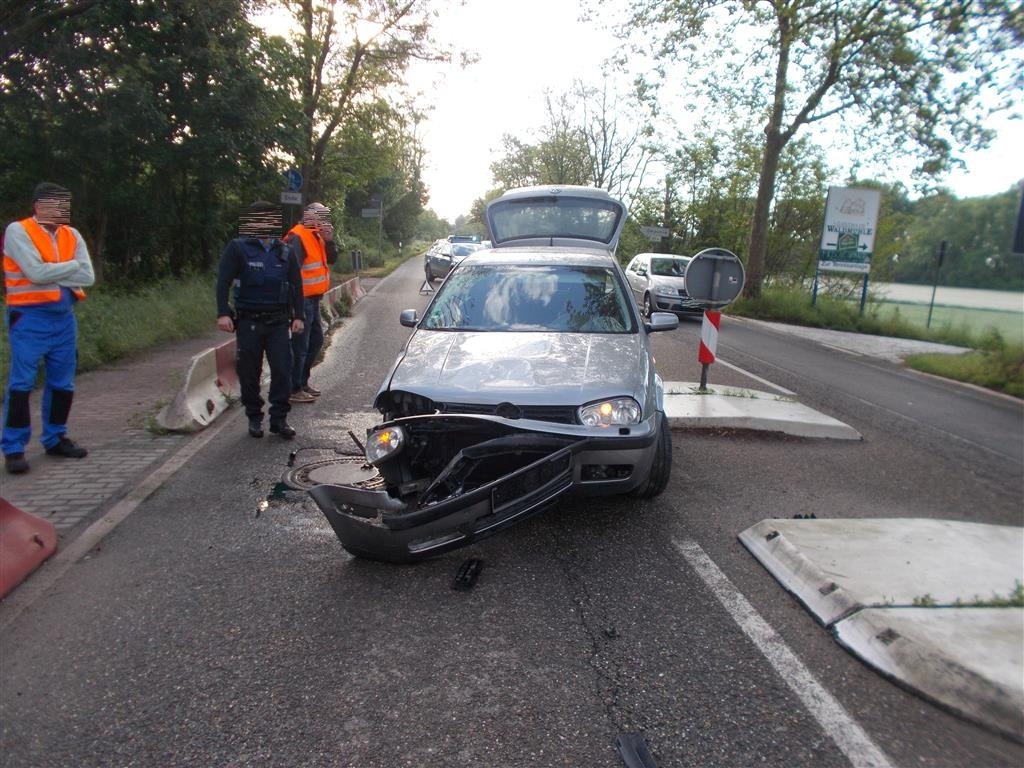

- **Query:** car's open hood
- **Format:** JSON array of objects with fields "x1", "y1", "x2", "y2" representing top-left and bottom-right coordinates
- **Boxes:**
[{"x1": 385, "y1": 330, "x2": 648, "y2": 406}]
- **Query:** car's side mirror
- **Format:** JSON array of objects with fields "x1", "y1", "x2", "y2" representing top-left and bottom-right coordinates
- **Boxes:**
[
  {"x1": 400, "y1": 309, "x2": 419, "y2": 327},
  {"x1": 636, "y1": 265, "x2": 647, "y2": 276},
  {"x1": 644, "y1": 311, "x2": 678, "y2": 333}
]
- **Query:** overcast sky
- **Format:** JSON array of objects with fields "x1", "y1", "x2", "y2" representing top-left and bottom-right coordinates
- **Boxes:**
[{"x1": 257, "y1": 0, "x2": 1023, "y2": 223}]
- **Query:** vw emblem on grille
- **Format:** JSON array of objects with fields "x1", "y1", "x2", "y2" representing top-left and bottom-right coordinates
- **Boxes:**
[{"x1": 494, "y1": 402, "x2": 523, "y2": 420}]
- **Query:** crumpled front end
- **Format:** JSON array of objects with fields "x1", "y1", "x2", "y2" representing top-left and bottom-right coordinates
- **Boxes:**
[{"x1": 309, "y1": 415, "x2": 583, "y2": 563}]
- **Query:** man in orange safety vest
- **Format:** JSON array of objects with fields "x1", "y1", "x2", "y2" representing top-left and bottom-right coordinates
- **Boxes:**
[
  {"x1": 284, "y1": 202, "x2": 337, "y2": 403},
  {"x1": 2, "y1": 182, "x2": 95, "y2": 475}
]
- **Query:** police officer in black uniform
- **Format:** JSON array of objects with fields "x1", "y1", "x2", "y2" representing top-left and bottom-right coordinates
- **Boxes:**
[{"x1": 216, "y1": 201, "x2": 304, "y2": 439}]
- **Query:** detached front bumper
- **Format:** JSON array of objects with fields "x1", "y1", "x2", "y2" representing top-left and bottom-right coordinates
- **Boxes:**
[{"x1": 308, "y1": 415, "x2": 658, "y2": 563}]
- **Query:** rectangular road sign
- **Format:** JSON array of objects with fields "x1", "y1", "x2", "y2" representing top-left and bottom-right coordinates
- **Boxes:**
[
  {"x1": 640, "y1": 226, "x2": 670, "y2": 240},
  {"x1": 280, "y1": 191, "x2": 302, "y2": 205},
  {"x1": 817, "y1": 186, "x2": 881, "y2": 273},
  {"x1": 361, "y1": 208, "x2": 380, "y2": 218}
]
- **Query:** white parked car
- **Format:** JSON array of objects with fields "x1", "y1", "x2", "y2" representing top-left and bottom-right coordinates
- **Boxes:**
[{"x1": 624, "y1": 252, "x2": 708, "y2": 318}]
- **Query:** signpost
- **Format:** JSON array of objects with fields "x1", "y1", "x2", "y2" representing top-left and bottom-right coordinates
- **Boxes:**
[
  {"x1": 284, "y1": 168, "x2": 303, "y2": 192},
  {"x1": 640, "y1": 225, "x2": 670, "y2": 241},
  {"x1": 362, "y1": 195, "x2": 384, "y2": 264},
  {"x1": 814, "y1": 186, "x2": 882, "y2": 313},
  {"x1": 280, "y1": 168, "x2": 303, "y2": 228}
]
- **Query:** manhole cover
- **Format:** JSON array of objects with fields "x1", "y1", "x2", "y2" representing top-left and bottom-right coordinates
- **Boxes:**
[{"x1": 282, "y1": 456, "x2": 383, "y2": 491}]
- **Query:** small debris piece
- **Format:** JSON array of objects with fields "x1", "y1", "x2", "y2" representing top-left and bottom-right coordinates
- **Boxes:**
[{"x1": 451, "y1": 558, "x2": 483, "y2": 591}]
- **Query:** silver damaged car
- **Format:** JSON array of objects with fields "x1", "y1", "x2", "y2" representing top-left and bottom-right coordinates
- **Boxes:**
[{"x1": 310, "y1": 186, "x2": 679, "y2": 562}]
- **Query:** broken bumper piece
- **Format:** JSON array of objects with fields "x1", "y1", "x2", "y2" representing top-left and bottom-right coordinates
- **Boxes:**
[{"x1": 309, "y1": 443, "x2": 575, "y2": 563}]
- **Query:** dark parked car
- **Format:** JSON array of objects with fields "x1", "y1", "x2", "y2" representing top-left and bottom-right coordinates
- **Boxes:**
[
  {"x1": 624, "y1": 252, "x2": 708, "y2": 318},
  {"x1": 311, "y1": 186, "x2": 679, "y2": 562},
  {"x1": 425, "y1": 241, "x2": 483, "y2": 282}
]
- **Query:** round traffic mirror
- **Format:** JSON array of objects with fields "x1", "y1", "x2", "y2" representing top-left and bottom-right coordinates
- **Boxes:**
[{"x1": 683, "y1": 248, "x2": 746, "y2": 306}]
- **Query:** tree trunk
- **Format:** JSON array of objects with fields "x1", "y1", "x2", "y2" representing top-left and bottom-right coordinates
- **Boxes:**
[{"x1": 745, "y1": 131, "x2": 784, "y2": 299}]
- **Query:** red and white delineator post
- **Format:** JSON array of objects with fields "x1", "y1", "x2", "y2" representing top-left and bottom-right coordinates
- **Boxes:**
[{"x1": 698, "y1": 310, "x2": 721, "y2": 391}]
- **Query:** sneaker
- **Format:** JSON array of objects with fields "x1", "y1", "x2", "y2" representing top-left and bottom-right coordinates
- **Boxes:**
[
  {"x1": 248, "y1": 417, "x2": 264, "y2": 438},
  {"x1": 45, "y1": 437, "x2": 88, "y2": 459},
  {"x1": 289, "y1": 390, "x2": 316, "y2": 403},
  {"x1": 269, "y1": 421, "x2": 296, "y2": 440},
  {"x1": 303, "y1": 385, "x2": 322, "y2": 397},
  {"x1": 4, "y1": 453, "x2": 29, "y2": 474}
]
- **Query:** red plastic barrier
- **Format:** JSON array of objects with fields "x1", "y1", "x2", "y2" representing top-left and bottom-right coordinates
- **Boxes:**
[{"x1": 0, "y1": 497, "x2": 57, "y2": 598}]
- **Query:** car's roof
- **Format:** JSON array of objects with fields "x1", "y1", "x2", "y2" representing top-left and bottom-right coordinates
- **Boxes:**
[{"x1": 457, "y1": 247, "x2": 621, "y2": 270}]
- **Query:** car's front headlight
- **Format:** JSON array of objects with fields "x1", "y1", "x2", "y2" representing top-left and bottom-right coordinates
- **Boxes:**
[
  {"x1": 366, "y1": 426, "x2": 405, "y2": 464},
  {"x1": 578, "y1": 397, "x2": 642, "y2": 427}
]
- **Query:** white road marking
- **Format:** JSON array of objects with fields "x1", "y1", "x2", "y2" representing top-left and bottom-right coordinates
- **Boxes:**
[
  {"x1": 714, "y1": 357, "x2": 795, "y2": 395},
  {"x1": 672, "y1": 538, "x2": 895, "y2": 768}
]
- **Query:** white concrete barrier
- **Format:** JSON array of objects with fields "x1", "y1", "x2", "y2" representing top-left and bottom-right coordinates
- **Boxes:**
[{"x1": 156, "y1": 345, "x2": 232, "y2": 432}]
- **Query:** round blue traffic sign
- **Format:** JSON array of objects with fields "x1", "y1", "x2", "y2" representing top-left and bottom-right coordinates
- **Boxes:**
[{"x1": 284, "y1": 168, "x2": 303, "y2": 192}]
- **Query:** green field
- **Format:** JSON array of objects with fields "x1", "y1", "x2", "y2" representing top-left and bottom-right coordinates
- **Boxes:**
[{"x1": 865, "y1": 301, "x2": 1023, "y2": 346}]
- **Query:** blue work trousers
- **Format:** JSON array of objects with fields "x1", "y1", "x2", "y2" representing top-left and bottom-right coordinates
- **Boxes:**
[
  {"x1": 290, "y1": 295, "x2": 324, "y2": 392},
  {"x1": 2, "y1": 307, "x2": 78, "y2": 455}
]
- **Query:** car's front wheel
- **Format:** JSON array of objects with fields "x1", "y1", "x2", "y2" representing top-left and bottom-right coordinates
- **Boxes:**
[
  {"x1": 643, "y1": 293, "x2": 655, "y2": 319},
  {"x1": 424, "y1": 263, "x2": 434, "y2": 283},
  {"x1": 630, "y1": 411, "x2": 671, "y2": 498}
]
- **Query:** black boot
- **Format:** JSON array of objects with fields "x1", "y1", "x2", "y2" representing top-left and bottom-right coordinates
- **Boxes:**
[
  {"x1": 248, "y1": 417, "x2": 264, "y2": 438},
  {"x1": 269, "y1": 421, "x2": 296, "y2": 439}
]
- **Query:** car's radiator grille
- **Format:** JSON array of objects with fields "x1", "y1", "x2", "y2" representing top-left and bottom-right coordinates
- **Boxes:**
[{"x1": 440, "y1": 402, "x2": 578, "y2": 424}]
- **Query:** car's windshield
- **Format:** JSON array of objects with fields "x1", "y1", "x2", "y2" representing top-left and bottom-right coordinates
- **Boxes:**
[
  {"x1": 488, "y1": 197, "x2": 622, "y2": 244},
  {"x1": 650, "y1": 257, "x2": 689, "y2": 277},
  {"x1": 422, "y1": 264, "x2": 636, "y2": 333}
]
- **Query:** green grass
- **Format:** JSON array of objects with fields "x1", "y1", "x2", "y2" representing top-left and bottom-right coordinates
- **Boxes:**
[
  {"x1": 867, "y1": 301, "x2": 1023, "y2": 347},
  {"x1": 730, "y1": 286, "x2": 1023, "y2": 398}
]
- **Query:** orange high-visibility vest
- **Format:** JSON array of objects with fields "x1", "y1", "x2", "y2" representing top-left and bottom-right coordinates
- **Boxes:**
[
  {"x1": 3, "y1": 218, "x2": 87, "y2": 306},
  {"x1": 286, "y1": 224, "x2": 330, "y2": 298}
]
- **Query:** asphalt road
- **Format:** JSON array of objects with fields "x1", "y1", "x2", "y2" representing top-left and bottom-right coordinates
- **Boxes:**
[{"x1": 1, "y1": 258, "x2": 1021, "y2": 767}]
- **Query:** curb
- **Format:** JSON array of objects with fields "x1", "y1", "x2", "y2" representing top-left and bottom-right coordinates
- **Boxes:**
[{"x1": 663, "y1": 382, "x2": 862, "y2": 440}]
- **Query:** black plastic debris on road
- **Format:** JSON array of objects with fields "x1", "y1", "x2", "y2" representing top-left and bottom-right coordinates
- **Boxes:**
[
  {"x1": 452, "y1": 558, "x2": 483, "y2": 591},
  {"x1": 616, "y1": 733, "x2": 658, "y2": 768}
]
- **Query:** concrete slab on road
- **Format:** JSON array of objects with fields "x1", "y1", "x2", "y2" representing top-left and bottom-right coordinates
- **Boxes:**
[
  {"x1": 739, "y1": 518, "x2": 1024, "y2": 743},
  {"x1": 834, "y1": 606, "x2": 1024, "y2": 743},
  {"x1": 663, "y1": 381, "x2": 862, "y2": 440}
]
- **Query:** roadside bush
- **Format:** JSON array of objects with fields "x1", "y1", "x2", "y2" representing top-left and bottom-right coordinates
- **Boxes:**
[{"x1": 906, "y1": 331, "x2": 1024, "y2": 398}]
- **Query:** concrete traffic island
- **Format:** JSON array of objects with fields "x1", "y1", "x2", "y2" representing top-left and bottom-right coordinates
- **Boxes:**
[
  {"x1": 739, "y1": 518, "x2": 1024, "y2": 743},
  {"x1": 663, "y1": 381, "x2": 862, "y2": 440}
]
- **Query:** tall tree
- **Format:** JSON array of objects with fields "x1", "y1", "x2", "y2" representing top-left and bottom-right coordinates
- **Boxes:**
[
  {"x1": 489, "y1": 80, "x2": 655, "y2": 202},
  {"x1": 280, "y1": 0, "x2": 450, "y2": 201},
  {"x1": 1, "y1": 0, "x2": 291, "y2": 282},
  {"x1": 0, "y1": 0, "x2": 101, "y2": 59},
  {"x1": 611, "y1": 0, "x2": 1023, "y2": 297}
]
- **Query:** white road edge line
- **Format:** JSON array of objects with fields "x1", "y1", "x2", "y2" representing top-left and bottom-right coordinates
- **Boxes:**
[
  {"x1": 0, "y1": 412, "x2": 236, "y2": 632},
  {"x1": 671, "y1": 538, "x2": 895, "y2": 768},
  {"x1": 715, "y1": 357, "x2": 796, "y2": 395}
]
